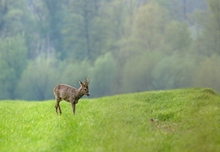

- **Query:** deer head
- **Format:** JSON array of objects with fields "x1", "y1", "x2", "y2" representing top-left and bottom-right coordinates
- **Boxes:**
[{"x1": 79, "y1": 78, "x2": 90, "y2": 96}]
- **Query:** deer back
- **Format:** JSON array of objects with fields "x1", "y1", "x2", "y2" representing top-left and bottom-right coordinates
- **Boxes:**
[{"x1": 54, "y1": 84, "x2": 78, "y2": 101}]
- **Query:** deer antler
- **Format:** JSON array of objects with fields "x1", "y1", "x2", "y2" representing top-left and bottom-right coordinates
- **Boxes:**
[{"x1": 84, "y1": 77, "x2": 90, "y2": 85}]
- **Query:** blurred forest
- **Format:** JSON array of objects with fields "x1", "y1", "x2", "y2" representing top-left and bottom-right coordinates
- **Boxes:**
[{"x1": 0, "y1": 0, "x2": 219, "y2": 100}]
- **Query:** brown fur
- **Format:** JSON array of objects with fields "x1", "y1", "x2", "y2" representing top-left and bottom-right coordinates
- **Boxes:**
[{"x1": 53, "y1": 78, "x2": 90, "y2": 115}]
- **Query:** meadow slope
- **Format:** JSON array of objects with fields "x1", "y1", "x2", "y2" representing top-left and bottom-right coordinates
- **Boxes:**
[{"x1": 0, "y1": 88, "x2": 220, "y2": 152}]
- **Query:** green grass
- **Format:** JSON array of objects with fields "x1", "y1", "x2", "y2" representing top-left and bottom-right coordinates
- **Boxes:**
[{"x1": 0, "y1": 88, "x2": 220, "y2": 152}]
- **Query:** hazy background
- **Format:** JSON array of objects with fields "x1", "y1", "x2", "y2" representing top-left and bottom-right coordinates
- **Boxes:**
[{"x1": 0, "y1": 0, "x2": 219, "y2": 100}]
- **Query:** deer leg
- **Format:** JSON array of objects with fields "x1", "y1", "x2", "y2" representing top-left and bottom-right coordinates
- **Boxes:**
[
  {"x1": 71, "y1": 102, "x2": 76, "y2": 115},
  {"x1": 58, "y1": 103, "x2": 62, "y2": 115},
  {"x1": 55, "y1": 99, "x2": 59, "y2": 114},
  {"x1": 55, "y1": 98, "x2": 62, "y2": 115}
]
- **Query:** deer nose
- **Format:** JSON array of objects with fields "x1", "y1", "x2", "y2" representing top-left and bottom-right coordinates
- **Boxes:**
[{"x1": 87, "y1": 93, "x2": 90, "y2": 96}]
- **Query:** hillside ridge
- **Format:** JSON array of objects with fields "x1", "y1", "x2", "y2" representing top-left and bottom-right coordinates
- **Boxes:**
[{"x1": 0, "y1": 88, "x2": 220, "y2": 152}]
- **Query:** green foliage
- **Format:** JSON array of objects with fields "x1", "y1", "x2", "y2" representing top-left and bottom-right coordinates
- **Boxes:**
[
  {"x1": 194, "y1": 55, "x2": 220, "y2": 92},
  {"x1": 59, "y1": 60, "x2": 91, "y2": 87},
  {"x1": 152, "y1": 54, "x2": 196, "y2": 90},
  {"x1": 90, "y1": 53, "x2": 118, "y2": 97},
  {"x1": 16, "y1": 57, "x2": 59, "y2": 100},
  {"x1": 121, "y1": 52, "x2": 162, "y2": 93},
  {"x1": 62, "y1": 0, "x2": 107, "y2": 61},
  {"x1": 43, "y1": 0, "x2": 64, "y2": 58},
  {"x1": 0, "y1": 0, "x2": 27, "y2": 36},
  {"x1": 0, "y1": 0, "x2": 220, "y2": 100},
  {"x1": 129, "y1": 2, "x2": 168, "y2": 53},
  {"x1": 163, "y1": 21, "x2": 192, "y2": 54},
  {"x1": 1, "y1": 88, "x2": 220, "y2": 151},
  {"x1": 0, "y1": 35, "x2": 27, "y2": 99},
  {"x1": 193, "y1": 0, "x2": 220, "y2": 56}
]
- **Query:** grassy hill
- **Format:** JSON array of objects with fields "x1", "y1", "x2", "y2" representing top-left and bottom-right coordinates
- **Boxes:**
[{"x1": 0, "y1": 88, "x2": 220, "y2": 152}]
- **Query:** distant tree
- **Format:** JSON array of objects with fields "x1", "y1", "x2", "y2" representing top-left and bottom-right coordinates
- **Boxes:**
[
  {"x1": 16, "y1": 57, "x2": 60, "y2": 100},
  {"x1": 117, "y1": 1, "x2": 169, "y2": 73},
  {"x1": 0, "y1": 35, "x2": 27, "y2": 99},
  {"x1": 163, "y1": 21, "x2": 192, "y2": 54},
  {"x1": 194, "y1": 55, "x2": 220, "y2": 92},
  {"x1": 62, "y1": 0, "x2": 124, "y2": 62},
  {"x1": 120, "y1": 2, "x2": 168, "y2": 58},
  {"x1": 26, "y1": 0, "x2": 64, "y2": 59},
  {"x1": 151, "y1": 54, "x2": 196, "y2": 90},
  {"x1": 62, "y1": 0, "x2": 99, "y2": 61},
  {"x1": 59, "y1": 60, "x2": 91, "y2": 87},
  {"x1": 43, "y1": 0, "x2": 64, "y2": 59},
  {"x1": 156, "y1": 0, "x2": 206, "y2": 21},
  {"x1": 120, "y1": 53, "x2": 160, "y2": 93},
  {"x1": 193, "y1": 0, "x2": 220, "y2": 56},
  {"x1": 118, "y1": 2, "x2": 195, "y2": 92},
  {"x1": 0, "y1": 0, "x2": 27, "y2": 37},
  {"x1": 90, "y1": 53, "x2": 118, "y2": 97},
  {"x1": 135, "y1": 2, "x2": 168, "y2": 51}
]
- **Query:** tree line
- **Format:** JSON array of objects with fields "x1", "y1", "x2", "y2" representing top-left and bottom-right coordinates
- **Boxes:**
[{"x1": 0, "y1": 0, "x2": 219, "y2": 100}]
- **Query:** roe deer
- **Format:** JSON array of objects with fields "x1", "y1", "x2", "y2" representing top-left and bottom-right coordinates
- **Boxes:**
[{"x1": 53, "y1": 78, "x2": 90, "y2": 115}]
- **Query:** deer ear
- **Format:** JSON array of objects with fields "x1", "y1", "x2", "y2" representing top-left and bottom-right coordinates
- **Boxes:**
[{"x1": 79, "y1": 80, "x2": 84, "y2": 86}]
